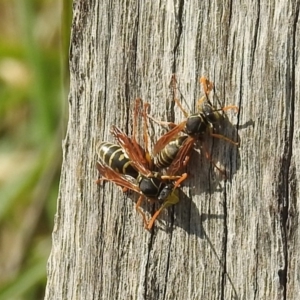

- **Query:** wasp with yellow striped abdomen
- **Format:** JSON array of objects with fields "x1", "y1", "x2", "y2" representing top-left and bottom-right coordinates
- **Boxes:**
[
  {"x1": 97, "y1": 141, "x2": 138, "y2": 178},
  {"x1": 96, "y1": 139, "x2": 186, "y2": 230},
  {"x1": 96, "y1": 99, "x2": 187, "y2": 230},
  {"x1": 147, "y1": 76, "x2": 240, "y2": 175}
]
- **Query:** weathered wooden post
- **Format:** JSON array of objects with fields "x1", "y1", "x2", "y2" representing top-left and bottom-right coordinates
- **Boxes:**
[{"x1": 45, "y1": 1, "x2": 300, "y2": 299}]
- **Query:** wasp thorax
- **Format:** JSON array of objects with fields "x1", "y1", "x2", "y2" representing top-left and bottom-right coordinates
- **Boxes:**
[
  {"x1": 202, "y1": 103, "x2": 222, "y2": 124},
  {"x1": 138, "y1": 175, "x2": 165, "y2": 199},
  {"x1": 185, "y1": 113, "x2": 208, "y2": 136}
]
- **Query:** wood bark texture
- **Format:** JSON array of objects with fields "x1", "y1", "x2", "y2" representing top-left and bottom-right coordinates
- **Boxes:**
[{"x1": 45, "y1": 0, "x2": 300, "y2": 299}]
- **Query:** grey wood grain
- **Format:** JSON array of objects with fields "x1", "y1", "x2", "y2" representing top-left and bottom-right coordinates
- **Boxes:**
[{"x1": 45, "y1": 0, "x2": 300, "y2": 299}]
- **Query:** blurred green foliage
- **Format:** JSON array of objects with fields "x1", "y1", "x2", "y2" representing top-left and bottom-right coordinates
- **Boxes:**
[{"x1": 0, "y1": 0, "x2": 72, "y2": 299}]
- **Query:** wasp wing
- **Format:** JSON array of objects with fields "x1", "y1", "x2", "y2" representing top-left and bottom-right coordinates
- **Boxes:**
[
  {"x1": 153, "y1": 121, "x2": 187, "y2": 155},
  {"x1": 111, "y1": 126, "x2": 152, "y2": 177},
  {"x1": 96, "y1": 161, "x2": 142, "y2": 194},
  {"x1": 166, "y1": 136, "x2": 195, "y2": 175}
]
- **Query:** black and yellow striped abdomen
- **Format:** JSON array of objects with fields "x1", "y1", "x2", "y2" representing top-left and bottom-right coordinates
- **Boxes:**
[
  {"x1": 97, "y1": 142, "x2": 138, "y2": 179},
  {"x1": 155, "y1": 136, "x2": 188, "y2": 168}
]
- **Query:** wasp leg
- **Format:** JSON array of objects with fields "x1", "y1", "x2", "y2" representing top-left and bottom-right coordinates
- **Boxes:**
[
  {"x1": 142, "y1": 102, "x2": 153, "y2": 168},
  {"x1": 146, "y1": 201, "x2": 172, "y2": 230},
  {"x1": 146, "y1": 189, "x2": 180, "y2": 230},
  {"x1": 222, "y1": 105, "x2": 239, "y2": 113},
  {"x1": 173, "y1": 96, "x2": 189, "y2": 118},
  {"x1": 170, "y1": 74, "x2": 189, "y2": 118},
  {"x1": 160, "y1": 173, "x2": 188, "y2": 188},
  {"x1": 160, "y1": 175, "x2": 181, "y2": 180},
  {"x1": 210, "y1": 132, "x2": 240, "y2": 146},
  {"x1": 173, "y1": 173, "x2": 188, "y2": 188},
  {"x1": 201, "y1": 142, "x2": 227, "y2": 177},
  {"x1": 95, "y1": 177, "x2": 108, "y2": 185},
  {"x1": 136, "y1": 195, "x2": 148, "y2": 227},
  {"x1": 146, "y1": 206, "x2": 165, "y2": 230}
]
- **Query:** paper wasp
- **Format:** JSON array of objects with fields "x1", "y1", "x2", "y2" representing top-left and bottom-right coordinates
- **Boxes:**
[
  {"x1": 148, "y1": 76, "x2": 239, "y2": 175},
  {"x1": 96, "y1": 99, "x2": 187, "y2": 230}
]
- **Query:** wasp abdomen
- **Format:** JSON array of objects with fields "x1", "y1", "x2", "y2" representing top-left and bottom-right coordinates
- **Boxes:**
[
  {"x1": 155, "y1": 136, "x2": 188, "y2": 168},
  {"x1": 97, "y1": 142, "x2": 138, "y2": 179}
]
